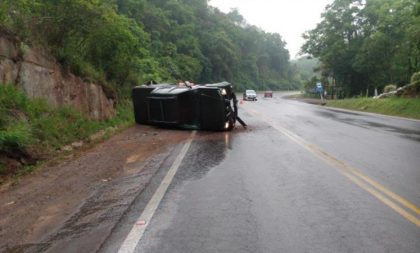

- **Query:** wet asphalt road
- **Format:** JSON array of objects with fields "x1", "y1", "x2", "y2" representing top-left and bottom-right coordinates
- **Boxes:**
[{"x1": 102, "y1": 93, "x2": 420, "y2": 253}]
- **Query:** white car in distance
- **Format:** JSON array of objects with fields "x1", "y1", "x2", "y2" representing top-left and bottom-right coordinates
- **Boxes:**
[{"x1": 243, "y1": 90, "x2": 257, "y2": 101}]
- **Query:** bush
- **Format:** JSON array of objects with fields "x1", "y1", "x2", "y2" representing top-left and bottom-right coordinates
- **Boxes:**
[
  {"x1": 410, "y1": 72, "x2": 420, "y2": 84},
  {"x1": 0, "y1": 123, "x2": 31, "y2": 154},
  {"x1": 401, "y1": 72, "x2": 420, "y2": 98},
  {"x1": 0, "y1": 85, "x2": 32, "y2": 155},
  {"x1": 383, "y1": 84, "x2": 397, "y2": 93},
  {"x1": 0, "y1": 84, "x2": 134, "y2": 177},
  {"x1": 402, "y1": 83, "x2": 420, "y2": 98}
]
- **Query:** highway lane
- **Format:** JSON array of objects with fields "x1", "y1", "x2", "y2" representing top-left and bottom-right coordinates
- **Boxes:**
[
  {"x1": 249, "y1": 96, "x2": 420, "y2": 208},
  {"x1": 102, "y1": 93, "x2": 420, "y2": 253}
]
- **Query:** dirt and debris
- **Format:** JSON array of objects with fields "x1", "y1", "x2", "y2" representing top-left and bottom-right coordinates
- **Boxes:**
[
  {"x1": 136, "y1": 220, "x2": 146, "y2": 226},
  {"x1": 0, "y1": 125, "x2": 191, "y2": 252}
]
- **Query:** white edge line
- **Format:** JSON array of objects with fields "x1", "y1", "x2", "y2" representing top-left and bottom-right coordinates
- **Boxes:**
[
  {"x1": 322, "y1": 105, "x2": 420, "y2": 123},
  {"x1": 287, "y1": 96, "x2": 420, "y2": 123},
  {"x1": 118, "y1": 131, "x2": 196, "y2": 253}
]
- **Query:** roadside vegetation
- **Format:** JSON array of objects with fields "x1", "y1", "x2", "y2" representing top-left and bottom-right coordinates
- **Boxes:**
[
  {"x1": 0, "y1": 85, "x2": 133, "y2": 180},
  {"x1": 296, "y1": 0, "x2": 420, "y2": 119},
  {"x1": 307, "y1": 71, "x2": 420, "y2": 119},
  {"x1": 0, "y1": 0, "x2": 302, "y2": 92},
  {"x1": 326, "y1": 71, "x2": 420, "y2": 119},
  {"x1": 301, "y1": 0, "x2": 419, "y2": 97},
  {"x1": 327, "y1": 98, "x2": 420, "y2": 120}
]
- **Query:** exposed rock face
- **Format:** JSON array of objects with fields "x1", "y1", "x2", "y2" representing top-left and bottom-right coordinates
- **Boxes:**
[{"x1": 0, "y1": 36, "x2": 115, "y2": 120}]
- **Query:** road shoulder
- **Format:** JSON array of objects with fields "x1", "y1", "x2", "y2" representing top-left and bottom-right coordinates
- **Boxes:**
[
  {"x1": 286, "y1": 94, "x2": 420, "y2": 122},
  {"x1": 0, "y1": 125, "x2": 191, "y2": 252}
]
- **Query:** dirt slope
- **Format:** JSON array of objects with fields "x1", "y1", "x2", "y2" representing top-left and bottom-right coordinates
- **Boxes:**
[{"x1": 0, "y1": 125, "x2": 190, "y2": 252}]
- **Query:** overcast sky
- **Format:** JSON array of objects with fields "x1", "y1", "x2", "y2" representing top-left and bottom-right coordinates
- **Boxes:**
[{"x1": 209, "y1": 0, "x2": 333, "y2": 59}]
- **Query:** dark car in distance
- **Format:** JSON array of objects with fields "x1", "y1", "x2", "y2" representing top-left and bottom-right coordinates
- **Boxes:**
[{"x1": 264, "y1": 90, "x2": 273, "y2": 98}]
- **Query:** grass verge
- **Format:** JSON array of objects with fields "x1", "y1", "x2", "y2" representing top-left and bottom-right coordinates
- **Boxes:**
[
  {"x1": 326, "y1": 98, "x2": 420, "y2": 120},
  {"x1": 0, "y1": 84, "x2": 134, "y2": 180}
]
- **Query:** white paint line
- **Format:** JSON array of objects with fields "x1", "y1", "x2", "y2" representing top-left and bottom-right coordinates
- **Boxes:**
[
  {"x1": 322, "y1": 105, "x2": 420, "y2": 123},
  {"x1": 118, "y1": 131, "x2": 196, "y2": 253}
]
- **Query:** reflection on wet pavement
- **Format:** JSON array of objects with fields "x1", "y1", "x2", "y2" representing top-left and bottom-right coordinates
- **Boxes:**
[
  {"x1": 316, "y1": 110, "x2": 420, "y2": 142},
  {"x1": 174, "y1": 132, "x2": 234, "y2": 182}
]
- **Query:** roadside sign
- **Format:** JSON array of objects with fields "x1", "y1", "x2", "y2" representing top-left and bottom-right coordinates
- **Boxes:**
[{"x1": 316, "y1": 82, "x2": 323, "y2": 93}]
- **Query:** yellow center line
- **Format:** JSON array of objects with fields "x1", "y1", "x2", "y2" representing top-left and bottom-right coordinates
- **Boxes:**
[
  {"x1": 340, "y1": 169, "x2": 420, "y2": 227},
  {"x1": 243, "y1": 106, "x2": 420, "y2": 227}
]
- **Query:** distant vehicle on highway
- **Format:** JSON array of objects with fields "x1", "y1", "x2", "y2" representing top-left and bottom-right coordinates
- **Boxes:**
[
  {"x1": 132, "y1": 81, "x2": 246, "y2": 131},
  {"x1": 264, "y1": 91, "x2": 273, "y2": 98},
  {"x1": 243, "y1": 89, "x2": 257, "y2": 101}
]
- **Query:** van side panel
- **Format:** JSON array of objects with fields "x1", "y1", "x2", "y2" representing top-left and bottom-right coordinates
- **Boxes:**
[
  {"x1": 132, "y1": 87, "x2": 154, "y2": 124},
  {"x1": 199, "y1": 89, "x2": 225, "y2": 130}
]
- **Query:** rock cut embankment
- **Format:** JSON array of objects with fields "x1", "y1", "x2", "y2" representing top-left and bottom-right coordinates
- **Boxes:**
[{"x1": 0, "y1": 36, "x2": 115, "y2": 120}]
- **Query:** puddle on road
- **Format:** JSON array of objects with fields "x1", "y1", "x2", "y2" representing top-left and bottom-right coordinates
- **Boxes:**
[{"x1": 174, "y1": 132, "x2": 235, "y2": 182}]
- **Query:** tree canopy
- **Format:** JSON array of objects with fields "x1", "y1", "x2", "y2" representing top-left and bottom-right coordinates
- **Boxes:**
[
  {"x1": 301, "y1": 0, "x2": 420, "y2": 96},
  {"x1": 0, "y1": 0, "x2": 300, "y2": 92}
]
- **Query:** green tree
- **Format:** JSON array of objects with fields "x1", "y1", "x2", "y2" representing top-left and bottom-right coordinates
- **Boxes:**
[
  {"x1": 1, "y1": 0, "x2": 297, "y2": 93},
  {"x1": 302, "y1": 0, "x2": 420, "y2": 96}
]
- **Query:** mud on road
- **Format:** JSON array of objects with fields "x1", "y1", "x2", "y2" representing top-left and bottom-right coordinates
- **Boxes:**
[{"x1": 0, "y1": 125, "x2": 192, "y2": 252}]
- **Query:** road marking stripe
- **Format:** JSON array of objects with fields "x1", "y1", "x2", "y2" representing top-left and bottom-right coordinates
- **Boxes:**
[
  {"x1": 340, "y1": 169, "x2": 420, "y2": 227},
  {"x1": 345, "y1": 163, "x2": 420, "y2": 215},
  {"x1": 244, "y1": 107, "x2": 420, "y2": 227},
  {"x1": 118, "y1": 131, "x2": 196, "y2": 253},
  {"x1": 324, "y1": 106, "x2": 420, "y2": 123}
]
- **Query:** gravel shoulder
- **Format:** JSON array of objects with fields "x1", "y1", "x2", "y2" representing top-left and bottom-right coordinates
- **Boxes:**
[{"x1": 0, "y1": 125, "x2": 191, "y2": 252}]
